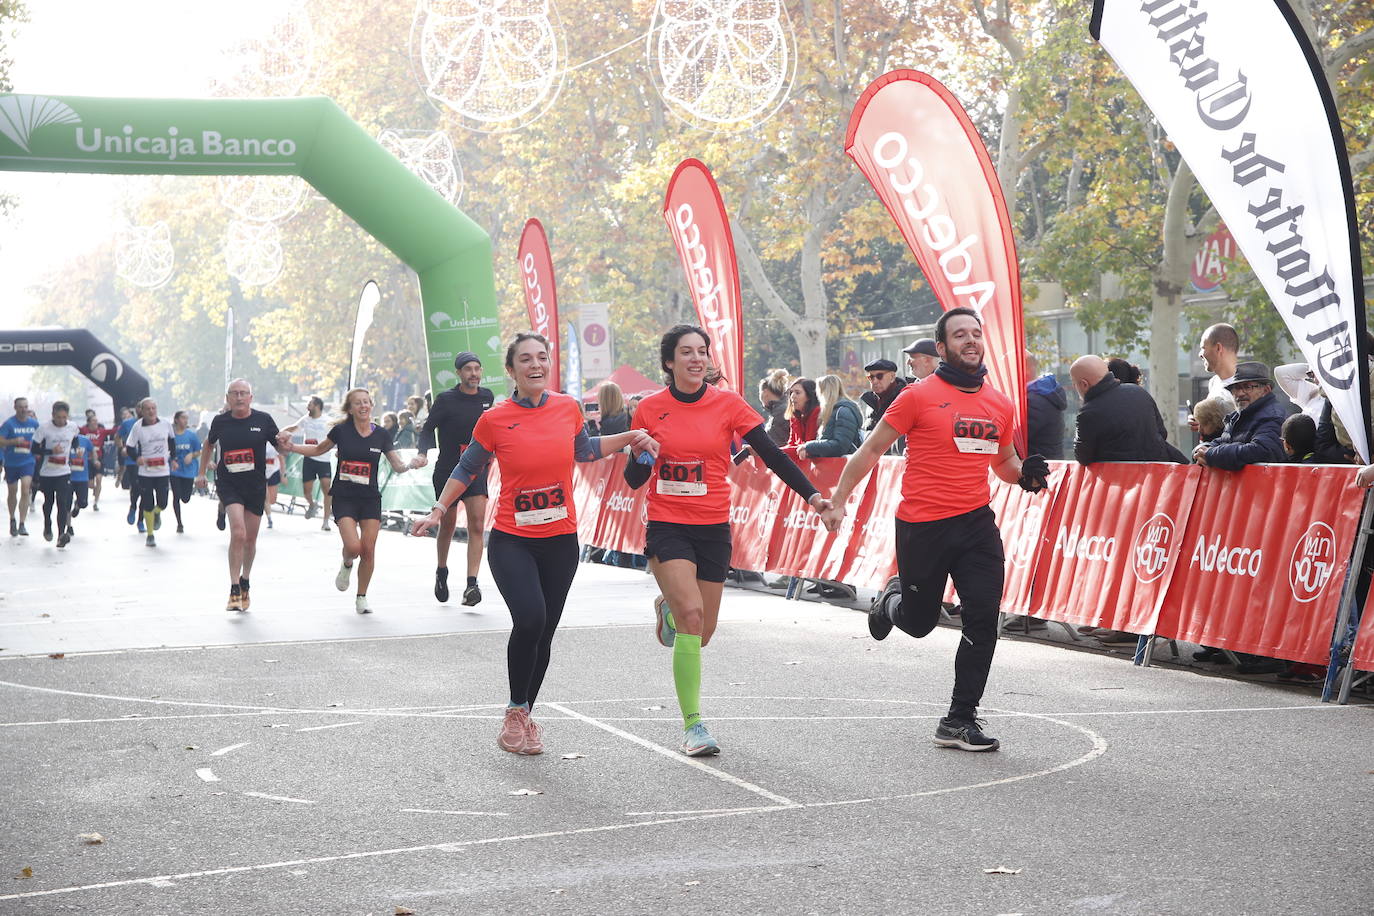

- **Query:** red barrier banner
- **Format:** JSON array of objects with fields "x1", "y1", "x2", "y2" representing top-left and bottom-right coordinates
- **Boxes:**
[
  {"x1": 663, "y1": 159, "x2": 744, "y2": 392},
  {"x1": 836, "y1": 458, "x2": 904, "y2": 591},
  {"x1": 1353, "y1": 578, "x2": 1374, "y2": 671},
  {"x1": 768, "y1": 458, "x2": 868, "y2": 581},
  {"x1": 1029, "y1": 463, "x2": 1200, "y2": 632},
  {"x1": 989, "y1": 467, "x2": 1067, "y2": 615},
  {"x1": 571, "y1": 459, "x2": 608, "y2": 545},
  {"x1": 517, "y1": 218, "x2": 561, "y2": 392},
  {"x1": 590, "y1": 453, "x2": 649, "y2": 554},
  {"x1": 725, "y1": 458, "x2": 784, "y2": 573},
  {"x1": 844, "y1": 70, "x2": 1027, "y2": 455},
  {"x1": 1155, "y1": 465, "x2": 1363, "y2": 665}
]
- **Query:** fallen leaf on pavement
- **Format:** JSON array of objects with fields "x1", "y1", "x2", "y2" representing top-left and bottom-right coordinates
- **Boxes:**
[
  {"x1": 395, "y1": 907, "x2": 416, "y2": 915},
  {"x1": 18, "y1": 867, "x2": 32, "y2": 879},
  {"x1": 48, "y1": 653, "x2": 64, "y2": 659},
  {"x1": 184, "y1": 746, "x2": 197, "y2": 751},
  {"x1": 38, "y1": 613, "x2": 49, "y2": 618},
  {"x1": 728, "y1": 681, "x2": 745, "y2": 686},
  {"x1": 983, "y1": 866, "x2": 1022, "y2": 875},
  {"x1": 685, "y1": 880, "x2": 701, "y2": 886},
  {"x1": 559, "y1": 753, "x2": 586, "y2": 760},
  {"x1": 78, "y1": 833, "x2": 103, "y2": 845},
  {"x1": 784, "y1": 660, "x2": 802, "y2": 665},
  {"x1": 509, "y1": 789, "x2": 543, "y2": 796},
  {"x1": 641, "y1": 705, "x2": 664, "y2": 711}
]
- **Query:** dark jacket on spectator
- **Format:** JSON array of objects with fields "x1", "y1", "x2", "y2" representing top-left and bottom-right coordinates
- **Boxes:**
[
  {"x1": 1205, "y1": 391, "x2": 1287, "y2": 470},
  {"x1": 803, "y1": 400, "x2": 863, "y2": 457},
  {"x1": 860, "y1": 377, "x2": 910, "y2": 431},
  {"x1": 1075, "y1": 375, "x2": 1185, "y2": 465},
  {"x1": 1314, "y1": 400, "x2": 1354, "y2": 463},
  {"x1": 762, "y1": 397, "x2": 790, "y2": 448},
  {"x1": 1026, "y1": 374, "x2": 1067, "y2": 459},
  {"x1": 598, "y1": 410, "x2": 631, "y2": 436}
]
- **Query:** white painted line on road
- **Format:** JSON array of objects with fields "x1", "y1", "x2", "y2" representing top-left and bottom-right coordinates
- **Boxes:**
[
  {"x1": 0, "y1": 712, "x2": 282, "y2": 728},
  {"x1": 625, "y1": 805, "x2": 779, "y2": 816},
  {"x1": 243, "y1": 792, "x2": 315, "y2": 805},
  {"x1": 0, "y1": 679, "x2": 304, "y2": 712},
  {"x1": 545, "y1": 702, "x2": 797, "y2": 808},
  {"x1": 210, "y1": 742, "x2": 249, "y2": 757},
  {"x1": 195, "y1": 768, "x2": 219, "y2": 782},
  {"x1": 295, "y1": 721, "x2": 362, "y2": 733},
  {"x1": 400, "y1": 808, "x2": 509, "y2": 818}
]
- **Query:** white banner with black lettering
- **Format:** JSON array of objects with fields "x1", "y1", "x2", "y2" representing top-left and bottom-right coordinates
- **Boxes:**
[{"x1": 1092, "y1": 0, "x2": 1369, "y2": 461}]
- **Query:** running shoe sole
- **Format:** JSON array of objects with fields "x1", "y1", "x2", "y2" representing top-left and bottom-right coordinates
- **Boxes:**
[
  {"x1": 653, "y1": 595, "x2": 676, "y2": 647},
  {"x1": 933, "y1": 726, "x2": 1000, "y2": 752}
]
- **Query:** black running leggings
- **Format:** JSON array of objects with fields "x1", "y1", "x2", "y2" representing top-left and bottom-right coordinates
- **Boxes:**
[
  {"x1": 137, "y1": 476, "x2": 170, "y2": 514},
  {"x1": 894, "y1": 506, "x2": 1005, "y2": 722},
  {"x1": 39, "y1": 476, "x2": 73, "y2": 533},
  {"x1": 487, "y1": 529, "x2": 580, "y2": 709}
]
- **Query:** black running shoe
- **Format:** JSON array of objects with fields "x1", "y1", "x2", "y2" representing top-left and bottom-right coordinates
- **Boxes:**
[
  {"x1": 934, "y1": 717, "x2": 1000, "y2": 752},
  {"x1": 43, "y1": 521, "x2": 53, "y2": 542},
  {"x1": 462, "y1": 583, "x2": 482, "y2": 607},
  {"x1": 8, "y1": 518, "x2": 15, "y2": 537},
  {"x1": 66, "y1": 524, "x2": 74, "y2": 537},
  {"x1": 434, "y1": 567, "x2": 449, "y2": 603},
  {"x1": 56, "y1": 530, "x2": 70, "y2": 549},
  {"x1": 869, "y1": 578, "x2": 898, "y2": 641},
  {"x1": 216, "y1": 509, "x2": 226, "y2": 531},
  {"x1": 17, "y1": 522, "x2": 28, "y2": 536}
]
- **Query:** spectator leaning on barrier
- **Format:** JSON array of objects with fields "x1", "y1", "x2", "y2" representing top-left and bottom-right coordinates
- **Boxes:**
[
  {"x1": 757, "y1": 369, "x2": 792, "y2": 448},
  {"x1": 1193, "y1": 361, "x2": 1286, "y2": 470},
  {"x1": 859, "y1": 359, "x2": 908, "y2": 431},
  {"x1": 1025, "y1": 354, "x2": 1066, "y2": 460},
  {"x1": 798, "y1": 374, "x2": 863, "y2": 459},
  {"x1": 1281, "y1": 413, "x2": 1318, "y2": 463},
  {"x1": 1192, "y1": 397, "x2": 1230, "y2": 443},
  {"x1": 394, "y1": 410, "x2": 418, "y2": 449},
  {"x1": 597, "y1": 382, "x2": 632, "y2": 437},
  {"x1": 783, "y1": 377, "x2": 820, "y2": 455},
  {"x1": 1070, "y1": 356, "x2": 1186, "y2": 465},
  {"x1": 901, "y1": 338, "x2": 940, "y2": 381}
]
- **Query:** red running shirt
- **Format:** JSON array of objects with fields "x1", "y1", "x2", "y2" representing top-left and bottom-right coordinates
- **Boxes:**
[
  {"x1": 472, "y1": 393, "x2": 584, "y2": 538},
  {"x1": 632, "y1": 386, "x2": 763, "y2": 526},
  {"x1": 881, "y1": 375, "x2": 1015, "y2": 523}
]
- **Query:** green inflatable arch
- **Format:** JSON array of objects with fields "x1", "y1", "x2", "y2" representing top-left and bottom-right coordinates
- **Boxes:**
[{"x1": 0, "y1": 93, "x2": 500, "y2": 394}]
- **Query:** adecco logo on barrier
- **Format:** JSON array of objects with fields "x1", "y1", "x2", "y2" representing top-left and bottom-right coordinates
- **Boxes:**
[
  {"x1": 1009, "y1": 504, "x2": 1042, "y2": 569},
  {"x1": 1289, "y1": 521, "x2": 1337, "y2": 603},
  {"x1": 1053, "y1": 524, "x2": 1116, "y2": 562},
  {"x1": 1131, "y1": 512, "x2": 1176, "y2": 584}
]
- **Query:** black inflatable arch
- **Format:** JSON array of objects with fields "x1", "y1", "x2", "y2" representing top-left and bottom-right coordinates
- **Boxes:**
[{"x1": 0, "y1": 329, "x2": 150, "y2": 409}]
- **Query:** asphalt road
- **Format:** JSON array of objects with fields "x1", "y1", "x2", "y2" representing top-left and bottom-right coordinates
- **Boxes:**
[{"x1": 1, "y1": 492, "x2": 1370, "y2": 915}]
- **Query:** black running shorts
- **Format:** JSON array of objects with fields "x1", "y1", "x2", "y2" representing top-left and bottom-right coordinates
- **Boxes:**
[
  {"x1": 301, "y1": 458, "x2": 331, "y2": 482},
  {"x1": 332, "y1": 493, "x2": 382, "y2": 522},
  {"x1": 217, "y1": 472, "x2": 266, "y2": 516},
  {"x1": 434, "y1": 464, "x2": 488, "y2": 501},
  {"x1": 644, "y1": 520, "x2": 732, "y2": 584}
]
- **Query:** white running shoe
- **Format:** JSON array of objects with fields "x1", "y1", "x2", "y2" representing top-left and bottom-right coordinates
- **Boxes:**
[
  {"x1": 335, "y1": 561, "x2": 353, "y2": 591},
  {"x1": 355, "y1": 595, "x2": 371, "y2": 614}
]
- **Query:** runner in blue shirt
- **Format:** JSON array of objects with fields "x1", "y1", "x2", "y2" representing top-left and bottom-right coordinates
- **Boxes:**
[
  {"x1": 0, "y1": 396, "x2": 39, "y2": 537},
  {"x1": 170, "y1": 410, "x2": 201, "y2": 535},
  {"x1": 67, "y1": 431, "x2": 93, "y2": 538}
]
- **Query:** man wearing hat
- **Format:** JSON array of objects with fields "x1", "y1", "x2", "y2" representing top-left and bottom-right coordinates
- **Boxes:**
[
  {"x1": 860, "y1": 358, "x2": 909, "y2": 433},
  {"x1": 902, "y1": 338, "x2": 940, "y2": 382},
  {"x1": 411, "y1": 351, "x2": 495, "y2": 604},
  {"x1": 1193, "y1": 361, "x2": 1286, "y2": 469}
]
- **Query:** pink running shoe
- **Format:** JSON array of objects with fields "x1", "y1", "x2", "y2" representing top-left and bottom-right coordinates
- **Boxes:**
[
  {"x1": 498, "y1": 706, "x2": 528, "y2": 754},
  {"x1": 521, "y1": 716, "x2": 545, "y2": 756}
]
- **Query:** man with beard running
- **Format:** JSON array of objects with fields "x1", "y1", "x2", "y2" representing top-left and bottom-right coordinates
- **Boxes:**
[
  {"x1": 195, "y1": 379, "x2": 280, "y2": 612},
  {"x1": 411, "y1": 351, "x2": 495, "y2": 605},
  {"x1": 282, "y1": 396, "x2": 335, "y2": 531},
  {"x1": 820, "y1": 307, "x2": 1048, "y2": 753}
]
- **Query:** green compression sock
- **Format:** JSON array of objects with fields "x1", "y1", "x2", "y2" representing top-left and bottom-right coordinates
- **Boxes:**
[{"x1": 673, "y1": 634, "x2": 703, "y2": 728}]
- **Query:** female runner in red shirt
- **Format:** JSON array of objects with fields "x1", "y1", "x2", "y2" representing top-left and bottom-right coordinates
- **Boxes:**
[
  {"x1": 626, "y1": 325, "x2": 830, "y2": 756},
  {"x1": 411, "y1": 333, "x2": 658, "y2": 756}
]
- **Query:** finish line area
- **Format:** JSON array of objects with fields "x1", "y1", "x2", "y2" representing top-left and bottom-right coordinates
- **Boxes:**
[{"x1": 1, "y1": 499, "x2": 1370, "y2": 914}]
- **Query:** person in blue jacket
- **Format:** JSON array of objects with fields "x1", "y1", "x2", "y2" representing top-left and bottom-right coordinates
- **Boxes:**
[
  {"x1": 797, "y1": 374, "x2": 863, "y2": 459},
  {"x1": 1193, "y1": 362, "x2": 1287, "y2": 470}
]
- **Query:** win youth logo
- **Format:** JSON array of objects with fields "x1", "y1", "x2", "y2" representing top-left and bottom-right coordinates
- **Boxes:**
[
  {"x1": 0, "y1": 95, "x2": 80, "y2": 152},
  {"x1": 1131, "y1": 513, "x2": 1176, "y2": 584},
  {"x1": 1289, "y1": 522, "x2": 1337, "y2": 604},
  {"x1": 1008, "y1": 504, "x2": 1043, "y2": 569}
]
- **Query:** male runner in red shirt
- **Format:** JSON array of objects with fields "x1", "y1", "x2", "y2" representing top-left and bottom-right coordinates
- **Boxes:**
[{"x1": 821, "y1": 307, "x2": 1048, "y2": 752}]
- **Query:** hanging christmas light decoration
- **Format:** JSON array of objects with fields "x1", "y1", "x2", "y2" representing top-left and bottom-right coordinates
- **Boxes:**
[
  {"x1": 377, "y1": 128, "x2": 465, "y2": 203},
  {"x1": 224, "y1": 219, "x2": 285, "y2": 288},
  {"x1": 114, "y1": 220, "x2": 175, "y2": 289},
  {"x1": 212, "y1": 1, "x2": 315, "y2": 98},
  {"x1": 216, "y1": 174, "x2": 309, "y2": 224},
  {"x1": 648, "y1": 0, "x2": 794, "y2": 131},
  {"x1": 411, "y1": 0, "x2": 566, "y2": 132}
]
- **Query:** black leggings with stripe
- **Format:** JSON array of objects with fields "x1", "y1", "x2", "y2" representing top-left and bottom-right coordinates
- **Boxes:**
[{"x1": 487, "y1": 529, "x2": 580, "y2": 709}]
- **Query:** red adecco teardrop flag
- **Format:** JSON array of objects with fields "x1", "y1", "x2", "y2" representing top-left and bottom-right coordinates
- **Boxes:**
[
  {"x1": 517, "y1": 218, "x2": 561, "y2": 392},
  {"x1": 845, "y1": 70, "x2": 1028, "y2": 455},
  {"x1": 663, "y1": 159, "x2": 744, "y2": 393}
]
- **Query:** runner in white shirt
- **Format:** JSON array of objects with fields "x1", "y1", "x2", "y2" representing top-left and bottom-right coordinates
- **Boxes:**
[
  {"x1": 280, "y1": 396, "x2": 334, "y2": 531},
  {"x1": 124, "y1": 397, "x2": 175, "y2": 548},
  {"x1": 31, "y1": 400, "x2": 78, "y2": 548}
]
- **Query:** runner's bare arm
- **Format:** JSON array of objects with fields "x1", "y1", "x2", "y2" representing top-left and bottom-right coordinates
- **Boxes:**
[
  {"x1": 991, "y1": 441, "x2": 1023, "y2": 484},
  {"x1": 383, "y1": 450, "x2": 412, "y2": 473},
  {"x1": 193, "y1": 440, "x2": 215, "y2": 488},
  {"x1": 286, "y1": 438, "x2": 335, "y2": 458},
  {"x1": 411, "y1": 476, "x2": 471, "y2": 536},
  {"x1": 820, "y1": 422, "x2": 899, "y2": 531}
]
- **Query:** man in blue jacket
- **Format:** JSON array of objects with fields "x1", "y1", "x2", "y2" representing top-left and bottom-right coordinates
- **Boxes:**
[{"x1": 1193, "y1": 361, "x2": 1287, "y2": 470}]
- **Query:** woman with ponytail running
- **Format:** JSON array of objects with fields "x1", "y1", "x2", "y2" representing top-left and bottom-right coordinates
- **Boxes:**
[
  {"x1": 411, "y1": 332, "x2": 659, "y2": 756},
  {"x1": 625, "y1": 325, "x2": 830, "y2": 757}
]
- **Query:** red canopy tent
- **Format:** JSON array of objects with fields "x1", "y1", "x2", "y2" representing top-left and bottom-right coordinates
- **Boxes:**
[{"x1": 583, "y1": 365, "x2": 664, "y2": 401}]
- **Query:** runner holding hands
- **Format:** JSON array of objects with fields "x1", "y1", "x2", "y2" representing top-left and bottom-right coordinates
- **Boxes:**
[
  {"x1": 410, "y1": 332, "x2": 659, "y2": 756},
  {"x1": 624, "y1": 325, "x2": 831, "y2": 757}
]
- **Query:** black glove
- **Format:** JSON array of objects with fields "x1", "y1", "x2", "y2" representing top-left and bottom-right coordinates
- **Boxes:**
[{"x1": 1018, "y1": 454, "x2": 1049, "y2": 492}]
